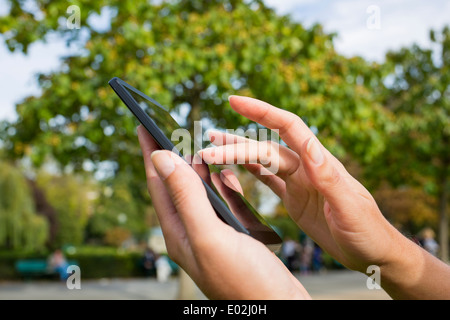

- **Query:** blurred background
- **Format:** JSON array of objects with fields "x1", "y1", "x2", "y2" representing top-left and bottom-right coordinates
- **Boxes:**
[{"x1": 0, "y1": 0, "x2": 448, "y2": 300}]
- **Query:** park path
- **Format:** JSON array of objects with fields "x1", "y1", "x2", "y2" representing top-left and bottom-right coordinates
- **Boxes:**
[{"x1": 0, "y1": 270, "x2": 390, "y2": 300}]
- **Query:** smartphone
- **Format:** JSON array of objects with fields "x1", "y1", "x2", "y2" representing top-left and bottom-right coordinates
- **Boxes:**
[{"x1": 109, "y1": 77, "x2": 282, "y2": 251}]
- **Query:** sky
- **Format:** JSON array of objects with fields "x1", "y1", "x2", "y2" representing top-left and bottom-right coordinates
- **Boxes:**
[{"x1": 0, "y1": 0, "x2": 449, "y2": 122}]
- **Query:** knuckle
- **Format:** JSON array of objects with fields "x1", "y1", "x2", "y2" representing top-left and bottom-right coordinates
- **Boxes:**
[
  {"x1": 283, "y1": 113, "x2": 302, "y2": 133},
  {"x1": 258, "y1": 141, "x2": 272, "y2": 164},
  {"x1": 170, "y1": 187, "x2": 191, "y2": 209},
  {"x1": 146, "y1": 175, "x2": 160, "y2": 191},
  {"x1": 323, "y1": 166, "x2": 341, "y2": 187}
]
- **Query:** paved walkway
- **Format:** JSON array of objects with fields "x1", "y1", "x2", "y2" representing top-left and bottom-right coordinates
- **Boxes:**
[{"x1": 0, "y1": 270, "x2": 390, "y2": 300}]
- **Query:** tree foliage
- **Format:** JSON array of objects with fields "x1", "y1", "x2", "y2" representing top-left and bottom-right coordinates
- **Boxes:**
[
  {"x1": 373, "y1": 27, "x2": 450, "y2": 189},
  {"x1": 1, "y1": 0, "x2": 447, "y2": 259},
  {"x1": 86, "y1": 173, "x2": 148, "y2": 244},
  {"x1": 36, "y1": 170, "x2": 91, "y2": 247},
  {"x1": 369, "y1": 27, "x2": 450, "y2": 260},
  {"x1": 1, "y1": 0, "x2": 387, "y2": 177},
  {"x1": 0, "y1": 162, "x2": 48, "y2": 251}
]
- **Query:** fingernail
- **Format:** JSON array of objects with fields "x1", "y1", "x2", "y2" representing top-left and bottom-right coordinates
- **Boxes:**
[
  {"x1": 306, "y1": 137, "x2": 324, "y2": 165},
  {"x1": 151, "y1": 150, "x2": 175, "y2": 180},
  {"x1": 192, "y1": 153, "x2": 202, "y2": 165},
  {"x1": 197, "y1": 148, "x2": 214, "y2": 163},
  {"x1": 220, "y1": 170, "x2": 232, "y2": 185},
  {"x1": 207, "y1": 130, "x2": 218, "y2": 143},
  {"x1": 220, "y1": 169, "x2": 243, "y2": 194}
]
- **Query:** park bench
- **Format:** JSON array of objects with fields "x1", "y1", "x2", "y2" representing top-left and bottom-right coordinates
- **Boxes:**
[{"x1": 15, "y1": 259, "x2": 78, "y2": 279}]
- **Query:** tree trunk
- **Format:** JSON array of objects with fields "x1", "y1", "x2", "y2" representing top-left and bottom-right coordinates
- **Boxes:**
[
  {"x1": 187, "y1": 96, "x2": 202, "y2": 153},
  {"x1": 27, "y1": 179, "x2": 58, "y2": 246},
  {"x1": 438, "y1": 173, "x2": 449, "y2": 262},
  {"x1": 176, "y1": 268, "x2": 198, "y2": 300},
  {"x1": 176, "y1": 94, "x2": 201, "y2": 300}
]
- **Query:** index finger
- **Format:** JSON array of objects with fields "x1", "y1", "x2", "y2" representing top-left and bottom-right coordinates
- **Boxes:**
[{"x1": 228, "y1": 95, "x2": 315, "y2": 156}]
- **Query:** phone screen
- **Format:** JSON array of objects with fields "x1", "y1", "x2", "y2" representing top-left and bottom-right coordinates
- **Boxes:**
[{"x1": 111, "y1": 78, "x2": 282, "y2": 250}]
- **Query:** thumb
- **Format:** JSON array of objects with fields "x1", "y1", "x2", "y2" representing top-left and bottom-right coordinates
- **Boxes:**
[{"x1": 150, "y1": 150, "x2": 224, "y2": 243}]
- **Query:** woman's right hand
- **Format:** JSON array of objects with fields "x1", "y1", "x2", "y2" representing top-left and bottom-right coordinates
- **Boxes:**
[{"x1": 199, "y1": 96, "x2": 409, "y2": 275}]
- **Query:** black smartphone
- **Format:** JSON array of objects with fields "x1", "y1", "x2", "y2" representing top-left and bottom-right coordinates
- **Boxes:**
[{"x1": 109, "y1": 77, "x2": 282, "y2": 251}]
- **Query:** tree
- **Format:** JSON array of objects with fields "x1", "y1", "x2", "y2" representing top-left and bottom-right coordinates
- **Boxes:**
[
  {"x1": 373, "y1": 27, "x2": 450, "y2": 261},
  {"x1": 36, "y1": 170, "x2": 91, "y2": 247},
  {"x1": 1, "y1": 0, "x2": 391, "y2": 298},
  {"x1": 86, "y1": 172, "x2": 148, "y2": 244},
  {"x1": 1, "y1": 0, "x2": 387, "y2": 174},
  {"x1": 374, "y1": 184, "x2": 438, "y2": 234},
  {"x1": 0, "y1": 162, "x2": 48, "y2": 251}
]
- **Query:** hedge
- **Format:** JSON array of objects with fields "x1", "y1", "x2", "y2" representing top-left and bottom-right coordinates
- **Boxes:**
[{"x1": 0, "y1": 248, "x2": 164, "y2": 280}]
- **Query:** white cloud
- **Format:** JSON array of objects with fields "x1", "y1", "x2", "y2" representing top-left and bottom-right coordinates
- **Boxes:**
[
  {"x1": 327, "y1": 0, "x2": 450, "y2": 61},
  {"x1": 266, "y1": 0, "x2": 450, "y2": 62},
  {"x1": 264, "y1": 0, "x2": 316, "y2": 11}
]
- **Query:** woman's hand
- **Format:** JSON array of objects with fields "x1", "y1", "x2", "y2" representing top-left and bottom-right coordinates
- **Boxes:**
[
  {"x1": 137, "y1": 95, "x2": 450, "y2": 300},
  {"x1": 137, "y1": 125, "x2": 310, "y2": 300},
  {"x1": 199, "y1": 96, "x2": 406, "y2": 274}
]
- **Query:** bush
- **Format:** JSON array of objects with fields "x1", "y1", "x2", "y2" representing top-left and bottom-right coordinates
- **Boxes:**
[
  {"x1": 322, "y1": 251, "x2": 345, "y2": 270},
  {"x1": 66, "y1": 248, "x2": 144, "y2": 279},
  {"x1": 0, "y1": 163, "x2": 48, "y2": 252},
  {"x1": 0, "y1": 246, "x2": 151, "y2": 280},
  {"x1": 0, "y1": 250, "x2": 50, "y2": 280}
]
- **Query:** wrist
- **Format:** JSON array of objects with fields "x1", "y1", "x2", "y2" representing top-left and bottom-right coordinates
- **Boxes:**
[{"x1": 378, "y1": 230, "x2": 424, "y2": 298}]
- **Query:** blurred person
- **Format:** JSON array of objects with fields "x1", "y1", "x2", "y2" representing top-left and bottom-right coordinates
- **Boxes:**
[
  {"x1": 142, "y1": 247, "x2": 157, "y2": 277},
  {"x1": 299, "y1": 237, "x2": 314, "y2": 275},
  {"x1": 281, "y1": 236, "x2": 299, "y2": 272},
  {"x1": 155, "y1": 255, "x2": 172, "y2": 282},
  {"x1": 137, "y1": 96, "x2": 450, "y2": 299},
  {"x1": 47, "y1": 249, "x2": 69, "y2": 281},
  {"x1": 421, "y1": 228, "x2": 439, "y2": 257},
  {"x1": 312, "y1": 243, "x2": 323, "y2": 273}
]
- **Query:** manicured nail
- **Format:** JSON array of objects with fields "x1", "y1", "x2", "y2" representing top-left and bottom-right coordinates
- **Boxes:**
[
  {"x1": 228, "y1": 95, "x2": 237, "y2": 103},
  {"x1": 207, "y1": 130, "x2": 219, "y2": 143},
  {"x1": 220, "y1": 169, "x2": 244, "y2": 195},
  {"x1": 306, "y1": 137, "x2": 324, "y2": 165},
  {"x1": 192, "y1": 153, "x2": 203, "y2": 165},
  {"x1": 197, "y1": 148, "x2": 215, "y2": 163},
  {"x1": 151, "y1": 150, "x2": 175, "y2": 180}
]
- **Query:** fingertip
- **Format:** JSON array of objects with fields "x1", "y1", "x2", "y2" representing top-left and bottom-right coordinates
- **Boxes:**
[
  {"x1": 227, "y1": 95, "x2": 247, "y2": 111},
  {"x1": 137, "y1": 125, "x2": 151, "y2": 141},
  {"x1": 197, "y1": 147, "x2": 215, "y2": 164},
  {"x1": 206, "y1": 129, "x2": 219, "y2": 144},
  {"x1": 192, "y1": 153, "x2": 203, "y2": 165},
  {"x1": 220, "y1": 169, "x2": 244, "y2": 195},
  {"x1": 228, "y1": 95, "x2": 237, "y2": 103},
  {"x1": 137, "y1": 124, "x2": 146, "y2": 141},
  {"x1": 151, "y1": 150, "x2": 185, "y2": 180},
  {"x1": 150, "y1": 151, "x2": 175, "y2": 180},
  {"x1": 137, "y1": 125, "x2": 161, "y2": 152}
]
